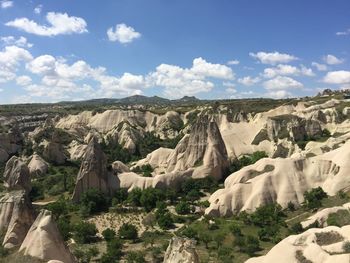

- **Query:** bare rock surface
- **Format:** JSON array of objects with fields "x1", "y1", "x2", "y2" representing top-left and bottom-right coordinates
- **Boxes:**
[
  {"x1": 72, "y1": 137, "x2": 115, "y2": 202},
  {"x1": 163, "y1": 237, "x2": 199, "y2": 263},
  {"x1": 246, "y1": 225, "x2": 350, "y2": 263},
  {"x1": 28, "y1": 154, "x2": 48, "y2": 177},
  {"x1": 19, "y1": 209, "x2": 75, "y2": 263},
  {"x1": 3, "y1": 156, "x2": 31, "y2": 193},
  {"x1": 0, "y1": 191, "x2": 35, "y2": 249}
]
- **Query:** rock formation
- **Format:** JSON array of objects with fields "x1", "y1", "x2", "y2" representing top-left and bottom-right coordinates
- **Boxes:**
[
  {"x1": 28, "y1": 154, "x2": 48, "y2": 177},
  {"x1": 163, "y1": 237, "x2": 199, "y2": 263},
  {"x1": 301, "y1": 203, "x2": 350, "y2": 229},
  {"x1": 3, "y1": 156, "x2": 31, "y2": 193},
  {"x1": 72, "y1": 137, "x2": 116, "y2": 202},
  {"x1": 0, "y1": 127, "x2": 22, "y2": 163},
  {"x1": 43, "y1": 141, "x2": 67, "y2": 165},
  {"x1": 19, "y1": 210, "x2": 75, "y2": 263},
  {"x1": 246, "y1": 225, "x2": 350, "y2": 263},
  {"x1": 0, "y1": 191, "x2": 35, "y2": 248},
  {"x1": 206, "y1": 140, "x2": 350, "y2": 216}
]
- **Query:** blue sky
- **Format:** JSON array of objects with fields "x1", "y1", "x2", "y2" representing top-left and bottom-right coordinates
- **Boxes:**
[{"x1": 0, "y1": 0, "x2": 349, "y2": 103}]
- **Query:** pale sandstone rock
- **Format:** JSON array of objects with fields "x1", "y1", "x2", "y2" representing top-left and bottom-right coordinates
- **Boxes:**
[
  {"x1": 163, "y1": 237, "x2": 199, "y2": 263},
  {"x1": 3, "y1": 156, "x2": 31, "y2": 193},
  {"x1": 28, "y1": 154, "x2": 48, "y2": 176},
  {"x1": 19, "y1": 210, "x2": 75, "y2": 263}
]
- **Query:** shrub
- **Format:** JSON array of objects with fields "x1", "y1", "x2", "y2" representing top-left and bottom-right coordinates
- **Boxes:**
[
  {"x1": 100, "y1": 238, "x2": 123, "y2": 263},
  {"x1": 244, "y1": 235, "x2": 260, "y2": 256},
  {"x1": 113, "y1": 188, "x2": 128, "y2": 204},
  {"x1": 128, "y1": 188, "x2": 143, "y2": 206},
  {"x1": 229, "y1": 224, "x2": 242, "y2": 237},
  {"x1": 118, "y1": 223, "x2": 138, "y2": 240},
  {"x1": 102, "y1": 228, "x2": 116, "y2": 242},
  {"x1": 73, "y1": 222, "x2": 97, "y2": 244},
  {"x1": 126, "y1": 251, "x2": 146, "y2": 263},
  {"x1": 303, "y1": 187, "x2": 327, "y2": 210},
  {"x1": 287, "y1": 201, "x2": 295, "y2": 211},
  {"x1": 343, "y1": 241, "x2": 350, "y2": 253},
  {"x1": 80, "y1": 188, "x2": 110, "y2": 216},
  {"x1": 175, "y1": 201, "x2": 191, "y2": 215},
  {"x1": 249, "y1": 203, "x2": 285, "y2": 227},
  {"x1": 199, "y1": 232, "x2": 212, "y2": 248},
  {"x1": 140, "y1": 188, "x2": 164, "y2": 212},
  {"x1": 290, "y1": 222, "x2": 303, "y2": 234},
  {"x1": 181, "y1": 227, "x2": 197, "y2": 239},
  {"x1": 57, "y1": 216, "x2": 72, "y2": 241}
]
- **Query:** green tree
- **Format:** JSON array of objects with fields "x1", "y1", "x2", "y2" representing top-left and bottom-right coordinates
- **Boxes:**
[
  {"x1": 80, "y1": 188, "x2": 109, "y2": 216},
  {"x1": 175, "y1": 201, "x2": 191, "y2": 215},
  {"x1": 118, "y1": 223, "x2": 138, "y2": 240},
  {"x1": 102, "y1": 228, "x2": 116, "y2": 242},
  {"x1": 73, "y1": 222, "x2": 97, "y2": 244},
  {"x1": 303, "y1": 187, "x2": 327, "y2": 210}
]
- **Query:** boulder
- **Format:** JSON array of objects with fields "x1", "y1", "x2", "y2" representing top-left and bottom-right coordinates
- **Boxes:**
[
  {"x1": 3, "y1": 156, "x2": 31, "y2": 193},
  {"x1": 19, "y1": 210, "x2": 75, "y2": 263},
  {"x1": 163, "y1": 237, "x2": 199, "y2": 263},
  {"x1": 0, "y1": 191, "x2": 35, "y2": 248},
  {"x1": 28, "y1": 154, "x2": 48, "y2": 177}
]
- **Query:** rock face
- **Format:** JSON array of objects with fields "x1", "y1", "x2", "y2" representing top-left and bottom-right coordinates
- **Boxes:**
[
  {"x1": 72, "y1": 137, "x2": 116, "y2": 202},
  {"x1": 43, "y1": 141, "x2": 67, "y2": 165},
  {"x1": 164, "y1": 116, "x2": 228, "y2": 180},
  {"x1": 0, "y1": 127, "x2": 22, "y2": 163},
  {"x1": 206, "y1": 140, "x2": 350, "y2": 216},
  {"x1": 163, "y1": 237, "x2": 199, "y2": 263},
  {"x1": 246, "y1": 226, "x2": 350, "y2": 263},
  {"x1": 3, "y1": 156, "x2": 31, "y2": 193},
  {"x1": 301, "y1": 203, "x2": 350, "y2": 229},
  {"x1": 0, "y1": 191, "x2": 35, "y2": 248},
  {"x1": 28, "y1": 154, "x2": 48, "y2": 177},
  {"x1": 19, "y1": 210, "x2": 75, "y2": 263}
]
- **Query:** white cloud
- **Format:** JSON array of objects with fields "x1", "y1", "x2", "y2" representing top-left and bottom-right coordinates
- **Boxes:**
[
  {"x1": 265, "y1": 90, "x2": 292, "y2": 99},
  {"x1": 249, "y1": 51, "x2": 298, "y2": 65},
  {"x1": 263, "y1": 76, "x2": 303, "y2": 90},
  {"x1": 6, "y1": 12, "x2": 88, "y2": 36},
  {"x1": 0, "y1": 88, "x2": 3, "y2": 92},
  {"x1": 336, "y1": 28, "x2": 350, "y2": 36},
  {"x1": 16, "y1": 75, "x2": 32, "y2": 86},
  {"x1": 312, "y1": 62, "x2": 328, "y2": 71},
  {"x1": 107, "y1": 23, "x2": 141, "y2": 44},
  {"x1": 323, "y1": 71, "x2": 350, "y2": 85},
  {"x1": 1, "y1": 36, "x2": 33, "y2": 48},
  {"x1": 238, "y1": 76, "x2": 261, "y2": 86},
  {"x1": 1, "y1": 0, "x2": 13, "y2": 9},
  {"x1": 323, "y1": 54, "x2": 344, "y2": 65},
  {"x1": 227, "y1": 59, "x2": 240, "y2": 65},
  {"x1": 147, "y1": 57, "x2": 234, "y2": 97},
  {"x1": 262, "y1": 64, "x2": 314, "y2": 78},
  {"x1": 0, "y1": 45, "x2": 33, "y2": 83},
  {"x1": 34, "y1": 4, "x2": 43, "y2": 14}
]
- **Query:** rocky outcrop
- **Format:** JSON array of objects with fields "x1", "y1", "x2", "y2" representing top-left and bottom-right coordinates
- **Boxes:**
[
  {"x1": 246, "y1": 225, "x2": 350, "y2": 263},
  {"x1": 163, "y1": 237, "x2": 199, "y2": 263},
  {"x1": 166, "y1": 116, "x2": 229, "y2": 180},
  {"x1": 301, "y1": 203, "x2": 350, "y2": 229},
  {"x1": 0, "y1": 191, "x2": 35, "y2": 248},
  {"x1": 28, "y1": 154, "x2": 48, "y2": 177},
  {"x1": 43, "y1": 141, "x2": 67, "y2": 165},
  {"x1": 72, "y1": 137, "x2": 117, "y2": 202},
  {"x1": 19, "y1": 210, "x2": 75, "y2": 263},
  {"x1": 3, "y1": 156, "x2": 31, "y2": 193},
  {"x1": 112, "y1": 161, "x2": 130, "y2": 174},
  {"x1": 206, "y1": 140, "x2": 350, "y2": 216},
  {"x1": 0, "y1": 127, "x2": 22, "y2": 163}
]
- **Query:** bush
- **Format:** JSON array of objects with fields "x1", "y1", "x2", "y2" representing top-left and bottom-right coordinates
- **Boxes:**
[
  {"x1": 128, "y1": 188, "x2": 143, "y2": 206},
  {"x1": 118, "y1": 223, "x2": 138, "y2": 240},
  {"x1": 303, "y1": 187, "x2": 328, "y2": 210},
  {"x1": 113, "y1": 188, "x2": 128, "y2": 205},
  {"x1": 175, "y1": 201, "x2": 191, "y2": 215},
  {"x1": 102, "y1": 228, "x2": 116, "y2": 242},
  {"x1": 140, "y1": 188, "x2": 165, "y2": 212},
  {"x1": 258, "y1": 225, "x2": 280, "y2": 241},
  {"x1": 343, "y1": 241, "x2": 350, "y2": 253},
  {"x1": 244, "y1": 235, "x2": 260, "y2": 256},
  {"x1": 181, "y1": 227, "x2": 197, "y2": 239},
  {"x1": 199, "y1": 232, "x2": 212, "y2": 248},
  {"x1": 126, "y1": 251, "x2": 146, "y2": 263},
  {"x1": 229, "y1": 224, "x2": 242, "y2": 237},
  {"x1": 133, "y1": 164, "x2": 154, "y2": 177},
  {"x1": 249, "y1": 203, "x2": 285, "y2": 227},
  {"x1": 80, "y1": 188, "x2": 110, "y2": 216},
  {"x1": 287, "y1": 201, "x2": 295, "y2": 211},
  {"x1": 101, "y1": 238, "x2": 123, "y2": 263},
  {"x1": 73, "y1": 222, "x2": 97, "y2": 244},
  {"x1": 57, "y1": 216, "x2": 72, "y2": 241},
  {"x1": 290, "y1": 222, "x2": 303, "y2": 234}
]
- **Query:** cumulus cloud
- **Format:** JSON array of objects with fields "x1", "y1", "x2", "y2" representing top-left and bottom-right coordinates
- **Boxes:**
[
  {"x1": 323, "y1": 71, "x2": 350, "y2": 85},
  {"x1": 227, "y1": 59, "x2": 240, "y2": 65},
  {"x1": 263, "y1": 76, "x2": 303, "y2": 90},
  {"x1": 16, "y1": 75, "x2": 32, "y2": 86},
  {"x1": 238, "y1": 76, "x2": 261, "y2": 86},
  {"x1": 262, "y1": 64, "x2": 314, "y2": 78},
  {"x1": 312, "y1": 62, "x2": 328, "y2": 71},
  {"x1": 265, "y1": 90, "x2": 292, "y2": 99},
  {"x1": 1, "y1": 36, "x2": 33, "y2": 48},
  {"x1": 34, "y1": 4, "x2": 43, "y2": 14},
  {"x1": 1, "y1": 0, "x2": 13, "y2": 9},
  {"x1": 249, "y1": 51, "x2": 298, "y2": 65},
  {"x1": 0, "y1": 45, "x2": 33, "y2": 83},
  {"x1": 323, "y1": 54, "x2": 344, "y2": 65},
  {"x1": 6, "y1": 12, "x2": 88, "y2": 36},
  {"x1": 107, "y1": 23, "x2": 141, "y2": 44},
  {"x1": 147, "y1": 57, "x2": 234, "y2": 97}
]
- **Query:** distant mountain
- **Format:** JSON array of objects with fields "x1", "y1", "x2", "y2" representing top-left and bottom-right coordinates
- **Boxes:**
[
  {"x1": 118, "y1": 95, "x2": 170, "y2": 105},
  {"x1": 174, "y1": 96, "x2": 200, "y2": 103}
]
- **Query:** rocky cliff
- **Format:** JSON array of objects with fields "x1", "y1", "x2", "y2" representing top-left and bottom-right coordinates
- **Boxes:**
[{"x1": 163, "y1": 237, "x2": 199, "y2": 263}]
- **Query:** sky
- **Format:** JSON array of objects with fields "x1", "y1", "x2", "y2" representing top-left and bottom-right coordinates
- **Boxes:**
[{"x1": 0, "y1": 0, "x2": 349, "y2": 104}]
